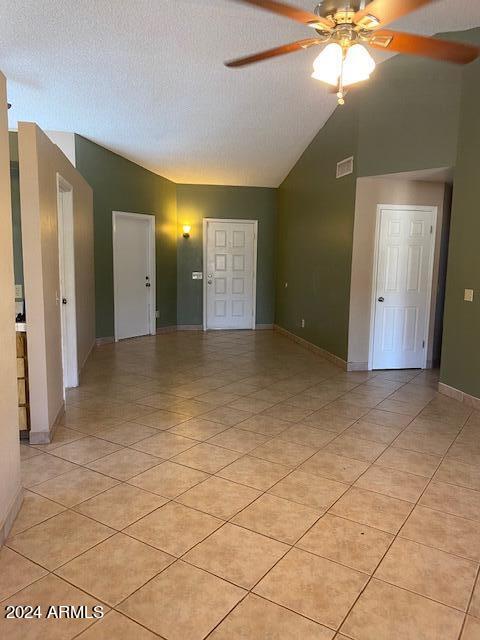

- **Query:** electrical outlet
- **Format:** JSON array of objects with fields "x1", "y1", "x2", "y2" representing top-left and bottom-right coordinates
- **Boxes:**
[
  {"x1": 301, "y1": 318, "x2": 305, "y2": 328},
  {"x1": 464, "y1": 289, "x2": 474, "y2": 302},
  {"x1": 15, "y1": 284, "x2": 23, "y2": 299},
  {"x1": 155, "y1": 310, "x2": 160, "y2": 318}
]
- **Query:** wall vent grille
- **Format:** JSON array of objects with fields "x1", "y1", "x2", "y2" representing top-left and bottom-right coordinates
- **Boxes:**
[{"x1": 336, "y1": 156, "x2": 354, "y2": 179}]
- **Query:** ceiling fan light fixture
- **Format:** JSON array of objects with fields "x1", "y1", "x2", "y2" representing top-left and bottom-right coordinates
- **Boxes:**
[
  {"x1": 311, "y1": 42, "x2": 375, "y2": 93},
  {"x1": 311, "y1": 42, "x2": 343, "y2": 85},
  {"x1": 342, "y1": 43, "x2": 376, "y2": 86}
]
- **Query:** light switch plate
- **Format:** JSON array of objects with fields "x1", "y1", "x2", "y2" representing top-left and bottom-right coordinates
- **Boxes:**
[
  {"x1": 464, "y1": 289, "x2": 474, "y2": 302},
  {"x1": 192, "y1": 272, "x2": 203, "y2": 280},
  {"x1": 15, "y1": 284, "x2": 23, "y2": 299}
]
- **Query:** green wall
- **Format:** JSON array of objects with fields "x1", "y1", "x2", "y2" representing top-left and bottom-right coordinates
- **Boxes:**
[
  {"x1": 440, "y1": 57, "x2": 480, "y2": 398},
  {"x1": 276, "y1": 99, "x2": 359, "y2": 360},
  {"x1": 276, "y1": 28, "x2": 479, "y2": 371},
  {"x1": 10, "y1": 27, "x2": 480, "y2": 400},
  {"x1": 176, "y1": 184, "x2": 277, "y2": 326},
  {"x1": 9, "y1": 133, "x2": 23, "y2": 290},
  {"x1": 74, "y1": 136, "x2": 178, "y2": 337},
  {"x1": 10, "y1": 164, "x2": 23, "y2": 288},
  {"x1": 357, "y1": 42, "x2": 462, "y2": 177}
]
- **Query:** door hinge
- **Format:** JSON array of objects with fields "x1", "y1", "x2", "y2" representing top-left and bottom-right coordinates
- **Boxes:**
[
  {"x1": 430, "y1": 225, "x2": 433, "y2": 234},
  {"x1": 422, "y1": 340, "x2": 425, "y2": 349}
]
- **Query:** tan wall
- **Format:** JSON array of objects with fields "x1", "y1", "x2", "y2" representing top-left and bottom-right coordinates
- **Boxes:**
[
  {"x1": 19, "y1": 123, "x2": 94, "y2": 442},
  {"x1": 348, "y1": 177, "x2": 448, "y2": 369},
  {"x1": 0, "y1": 73, "x2": 22, "y2": 542}
]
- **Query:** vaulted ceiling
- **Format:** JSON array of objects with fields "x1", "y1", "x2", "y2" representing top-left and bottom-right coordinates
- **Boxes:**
[{"x1": 2, "y1": 1, "x2": 480, "y2": 186}]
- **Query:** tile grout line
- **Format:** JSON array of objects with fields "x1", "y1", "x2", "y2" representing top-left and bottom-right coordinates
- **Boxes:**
[{"x1": 11, "y1": 335, "x2": 478, "y2": 639}]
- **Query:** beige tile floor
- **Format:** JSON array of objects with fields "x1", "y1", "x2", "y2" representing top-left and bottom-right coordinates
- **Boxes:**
[{"x1": 2, "y1": 330, "x2": 480, "y2": 639}]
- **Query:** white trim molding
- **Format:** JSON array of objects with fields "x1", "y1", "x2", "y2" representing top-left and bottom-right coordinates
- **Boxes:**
[
  {"x1": 438, "y1": 382, "x2": 480, "y2": 411},
  {"x1": 57, "y1": 173, "x2": 79, "y2": 389}
]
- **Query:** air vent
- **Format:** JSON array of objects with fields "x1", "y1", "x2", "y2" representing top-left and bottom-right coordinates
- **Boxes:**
[{"x1": 336, "y1": 156, "x2": 354, "y2": 179}]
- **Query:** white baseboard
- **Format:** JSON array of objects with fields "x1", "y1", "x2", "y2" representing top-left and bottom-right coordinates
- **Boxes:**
[
  {"x1": 273, "y1": 324, "x2": 347, "y2": 370},
  {"x1": 29, "y1": 402, "x2": 64, "y2": 445},
  {"x1": 0, "y1": 485, "x2": 23, "y2": 545},
  {"x1": 438, "y1": 382, "x2": 480, "y2": 410}
]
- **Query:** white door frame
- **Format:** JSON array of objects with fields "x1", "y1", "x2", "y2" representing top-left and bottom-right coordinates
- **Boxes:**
[
  {"x1": 368, "y1": 204, "x2": 438, "y2": 371},
  {"x1": 112, "y1": 211, "x2": 156, "y2": 342},
  {"x1": 56, "y1": 173, "x2": 78, "y2": 389},
  {"x1": 202, "y1": 218, "x2": 258, "y2": 331}
]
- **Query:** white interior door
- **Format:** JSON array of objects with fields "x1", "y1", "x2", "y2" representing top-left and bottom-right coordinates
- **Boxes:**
[
  {"x1": 204, "y1": 219, "x2": 257, "y2": 330},
  {"x1": 372, "y1": 206, "x2": 435, "y2": 370},
  {"x1": 113, "y1": 212, "x2": 155, "y2": 341},
  {"x1": 57, "y1": 175, "x2": 78, "y2": 389}
]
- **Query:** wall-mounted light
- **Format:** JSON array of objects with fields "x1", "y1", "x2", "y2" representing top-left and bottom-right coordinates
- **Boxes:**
[{"x1": 182, "y1": 225, "x2": 191, "y2": 239}]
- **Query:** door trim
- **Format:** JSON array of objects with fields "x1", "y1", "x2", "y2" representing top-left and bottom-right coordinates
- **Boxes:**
[
  {"x1": 368, "y1": 204, "x2": 438, "y2": 371},
  {"x1": 112, "y1": 211, "x2": 156, "y2": 342},
  {"x1": 202, "y1": 218, "x2": 258, "y2": 331},
  {"x1": 56, "y1": 174, "x2": 78, "y2": 389}
]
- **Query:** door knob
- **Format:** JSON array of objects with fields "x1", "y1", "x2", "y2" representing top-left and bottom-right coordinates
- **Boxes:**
[
  {"x1": 145, "y1": 283, "x2": 151, "y2": 288},
  {"x1": 207, "y1": 280, "x2": 212, "y2": 285},
  {"x1": 378, "y1": 297, "x2": 384, "y2": 302},
  {"x1": 62, "y1": 298, "x2": 67, "y2": 305}
]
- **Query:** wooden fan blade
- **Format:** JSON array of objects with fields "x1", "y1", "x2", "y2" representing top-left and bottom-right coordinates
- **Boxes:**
[
  {"x1": 225, "y1": 38, "x2": 322, "y2": 68},
  {"x1": 370, "y1": 30, "x2": 480, "y2": 65},
  {"x1": 232, "y1": 0, "x2": 333, "y2": 30},
  {"x1": 354, "y1": 0, "x2": 437, "y2": 29}
]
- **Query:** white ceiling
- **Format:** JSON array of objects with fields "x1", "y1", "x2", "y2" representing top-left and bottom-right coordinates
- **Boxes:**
[{"x1": 2, "y1": 1, "x2": 479, "y2": 187}]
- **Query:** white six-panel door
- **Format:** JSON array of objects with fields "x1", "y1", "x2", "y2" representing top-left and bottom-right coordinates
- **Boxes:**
[
  {"x1": 113, "y1": 212, "x2": 156, "y2": 341},
  {"x1": 204, "y1": 219, "x2": 257, "y2": 330},
  {"x1": 372, "y1": 206, "x2": 436, "y2": 370}
]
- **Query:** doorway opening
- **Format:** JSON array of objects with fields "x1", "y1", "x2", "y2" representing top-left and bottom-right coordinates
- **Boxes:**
[
  {"x1": 203, "y1": 218, "x2": 258, "y2": 330},
  {"x1": 348, "y1": 170, "x2": 453, "y2": 372},
  {"x1": 112, "y1": 211, "x2": 156, "y2": 341},
  {"x1": 56, "y1": 174, "x2": 78, "y2": 389},
  {"x1": 369, "y1": 205, "x2": 437, "y2": 370}
]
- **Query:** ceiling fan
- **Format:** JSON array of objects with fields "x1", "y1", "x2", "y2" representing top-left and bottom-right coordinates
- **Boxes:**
[{"x1": 225, "y1": 0, "x2": 480, "y2": 104}]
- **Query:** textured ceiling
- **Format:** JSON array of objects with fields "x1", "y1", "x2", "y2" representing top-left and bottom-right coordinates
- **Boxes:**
[{"x1": 2, "y1": 0, "x2": 480, "y2": 187}]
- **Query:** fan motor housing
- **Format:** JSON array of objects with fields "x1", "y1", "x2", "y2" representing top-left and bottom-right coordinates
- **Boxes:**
[{"x1": 315, "y1": 1, "x2": 367, "y2": 19}]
